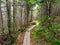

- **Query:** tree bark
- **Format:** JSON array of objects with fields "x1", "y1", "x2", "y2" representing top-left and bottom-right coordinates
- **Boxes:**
[
  {"x1": 30, "y1": 8, "x2": 33, "y2": 22},
  {"x1": 0, "y1": 0, "x2": 3, "y2": 35},
  {"x1": 26, "y1": 4, "x2": 30, "y2": 26},
  {"x1": 13, "y1": 0, "x2": 17, "y2": 31},
  {"x1": 6, "y1": 0, "x2": 11, "y2": 33}
]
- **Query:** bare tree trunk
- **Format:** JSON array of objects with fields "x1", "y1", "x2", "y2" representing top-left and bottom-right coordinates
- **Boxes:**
[
  {"x1": 47, "y1": 0, "x2": 52, "y2": 28},
  {"x1": 20, "y1": 6, "x2": 23, "y2": 27},
  {"x1": 6, "y1": 0, "x2": 11, "y2": 33},
  {"x1": 24, "y1": 3, "x2": 30, "y2": 27},
  {"x1": 24, "y1": 6, "x2": 27, "y2": 27},
  {"x1": 0, "y1": 0, "x2": 3, "y2": 35},
  {"x1": 26, "y1": 4, "x2": 30, "y2": 26},
  {"x1": 30, "y1": 8, "x2": 33, "y2": 22},
  {"x1": 13, "y1": 0, "x2": 17, "y2": 31},
  {"x1": 30, "y1": 9, "x2": 33, "y2": 22},
  {"x1": 19, "y1": 5, "x2": 23, "y2": 27}
]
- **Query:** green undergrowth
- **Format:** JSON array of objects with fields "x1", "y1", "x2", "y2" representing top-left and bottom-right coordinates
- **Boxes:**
[{"x1": 31, "y1": 16, "x2": 60, "y2": 45}]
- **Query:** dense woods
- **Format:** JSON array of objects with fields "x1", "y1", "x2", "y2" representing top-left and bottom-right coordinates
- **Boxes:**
[{"x1": 0, "y1": 0, "x2": 60, "y2": 45}]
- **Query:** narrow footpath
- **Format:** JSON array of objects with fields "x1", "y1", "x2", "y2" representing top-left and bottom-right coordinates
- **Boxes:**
[{"x1": 23, "y1": 21, "x2": 39, "y2": 45}]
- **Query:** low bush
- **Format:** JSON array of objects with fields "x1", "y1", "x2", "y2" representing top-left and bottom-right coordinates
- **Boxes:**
[{"x1": 32, "y1": 16, "x2": 60, "y2": 45}]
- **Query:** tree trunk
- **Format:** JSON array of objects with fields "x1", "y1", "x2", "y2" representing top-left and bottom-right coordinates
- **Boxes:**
[
  {"x1": 6, "y1": 0, "x2": 11, "y2": 33},
  {"x1": 0, "y1": 0, "x2": 3, "y2": 35},
  {"x1": 30, "y1": 8, "x2": 33, "y2": 22},
  {"x1": 18, "y1": 4, "x2": 23, "y2": 28},
  {"x1": 13, "y1": 0, "x2": 17, "y2": 31},
  {"x1": 26, "y1": 4, "x2": 30, "y2": 26},
  {"x1": 47, "y1": 0, "x2": 52, "y2": 28}
]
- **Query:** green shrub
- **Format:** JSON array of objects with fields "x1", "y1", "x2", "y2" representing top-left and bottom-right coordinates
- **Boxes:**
[{"x1": 32, "y1": 15, "x2": 60, "y2": 45}]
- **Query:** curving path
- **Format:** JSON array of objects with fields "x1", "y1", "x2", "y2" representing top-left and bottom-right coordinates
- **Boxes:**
[{"x1": 23, "y1": 21, "x2": 39, "y2": 45}]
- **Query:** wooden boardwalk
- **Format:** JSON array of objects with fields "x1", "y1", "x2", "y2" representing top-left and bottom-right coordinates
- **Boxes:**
[{"x1": 23, "y1": 21, "x2": 39, "y2": 45}]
